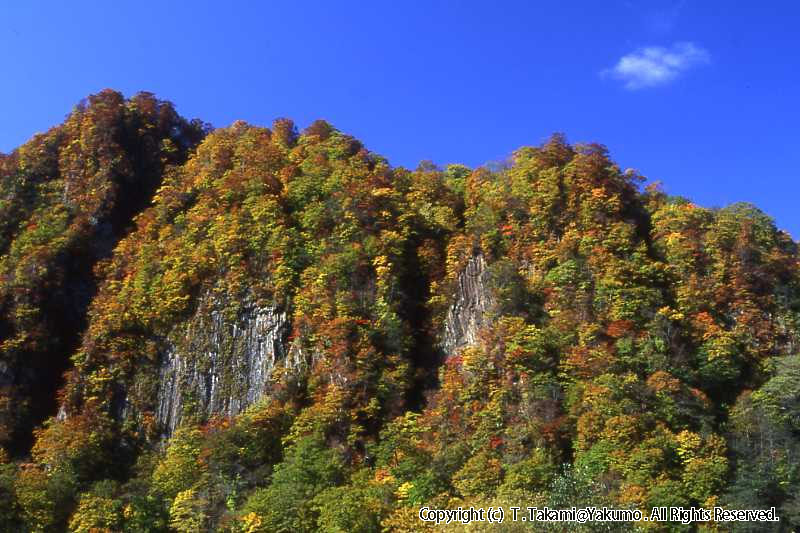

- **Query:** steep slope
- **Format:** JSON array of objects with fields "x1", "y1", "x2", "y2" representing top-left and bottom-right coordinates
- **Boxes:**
[
  {"x1": 393, "y1": 141, "x2": 800, "y2": 529},
  {"x1": 0, "y1": 94, "x2": 798, "y2": 532},
  {"x1": 0, "y1": 90, "x2": 207, "y2": 455},
  {"x1": 57, "y1": 119, "x2": 436, "y2": 436}
]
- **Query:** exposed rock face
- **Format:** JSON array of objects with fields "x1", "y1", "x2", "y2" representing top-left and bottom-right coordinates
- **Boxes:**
[
  {"x1": 155, "y1": 294, "x2": 290, "y2": 437},
  {"x1": 441, "y1": 253, "x2": 494, "y2": 356}
]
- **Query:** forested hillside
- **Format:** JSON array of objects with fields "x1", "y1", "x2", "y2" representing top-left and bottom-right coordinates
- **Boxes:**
[{"x1": 1, "y1": 90, "x2": 798, "y2": 532}]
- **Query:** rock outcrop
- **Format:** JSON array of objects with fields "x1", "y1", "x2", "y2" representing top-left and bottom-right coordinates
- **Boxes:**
[
  {"x1": 155, "y1": 294, "x2": 290, "y2": 437},
  {"x1": 441, "y1": 254, "x2": 495, "y2": 356}
]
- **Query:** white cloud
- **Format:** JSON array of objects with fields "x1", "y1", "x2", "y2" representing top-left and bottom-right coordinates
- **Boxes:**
[{"x1": 605, "y1": 42, "x2": 710, "y2": 90}]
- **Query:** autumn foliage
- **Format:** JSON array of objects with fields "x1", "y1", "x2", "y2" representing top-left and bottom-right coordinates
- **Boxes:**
[{"x1": 0, "y1": 90, "x2": 798, "y2": 531}]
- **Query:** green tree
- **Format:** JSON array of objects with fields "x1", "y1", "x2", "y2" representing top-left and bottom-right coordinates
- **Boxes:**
[{"x1": 242, "y1": 435, "x2": 343, "y2": 532}]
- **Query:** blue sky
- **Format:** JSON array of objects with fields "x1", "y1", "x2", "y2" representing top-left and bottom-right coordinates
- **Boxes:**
[{"x1": 2, "y1": 1, "x2": 798, "y2": 236}]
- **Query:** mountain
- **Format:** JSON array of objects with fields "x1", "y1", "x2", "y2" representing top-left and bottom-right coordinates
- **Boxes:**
[{"x1": 1, "y1": 90, "x2": 798, "y2": 532}]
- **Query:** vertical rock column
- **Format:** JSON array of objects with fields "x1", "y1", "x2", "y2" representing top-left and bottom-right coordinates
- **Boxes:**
[
  {"x1": 155, "y1": 296, "x2": 290, "y2": 437},
  {"x1": 441, "y1": 254, "x2": 495, "y2": 356}
]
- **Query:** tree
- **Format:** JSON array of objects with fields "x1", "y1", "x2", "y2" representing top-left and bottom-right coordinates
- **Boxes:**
[{"x1": 242, "y1": 435, "x2": 343, "y2": 532}]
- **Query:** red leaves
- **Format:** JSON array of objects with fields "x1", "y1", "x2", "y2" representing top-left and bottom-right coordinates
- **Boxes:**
[
  {"x1": 606, "y1": 319, "x2": 634, "y2": 338},
  {"x1": 563, "y1": 345, "x2": 615, "y2": 379}
]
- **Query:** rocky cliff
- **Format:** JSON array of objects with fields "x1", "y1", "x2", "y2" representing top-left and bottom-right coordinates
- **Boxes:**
[
  {"x1": 154, "y1": 293, "x2": 291, "y2": 437},
  {"x1": 6, "y1": 94, "x2": 800, "y2": 533},
  {"x1": 440, "y1": 253, "x2": 495, "y2": 356}
]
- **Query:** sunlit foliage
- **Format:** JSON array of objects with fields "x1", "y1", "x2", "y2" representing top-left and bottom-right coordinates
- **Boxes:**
[{"x1": 0, "y1": 92, "x2": 798, "y2": 531}]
